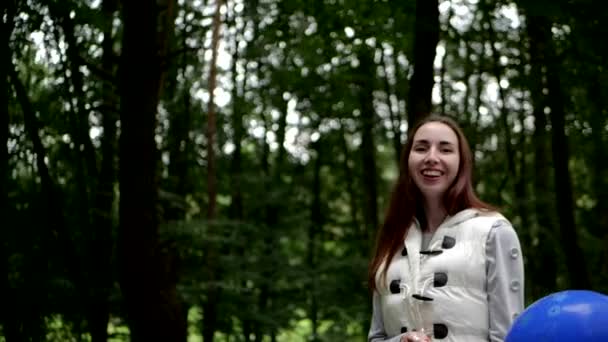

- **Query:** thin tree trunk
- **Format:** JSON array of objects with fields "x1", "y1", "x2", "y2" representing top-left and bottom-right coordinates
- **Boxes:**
[
  {"x1": 380, "y1": 51, "x2": 402, "y2": 164},
  {"x1": 9, "y1": 60, "x2": 78, "y2": 341},
  {"x1": 88, "y1": 0, "x2": 118, "y2": 340},
  {"x1": 48, "y1": 0, "x2": 98, "y2": 181},
  {"x1": 525, "y1": 13, "x2": 590, "y2": 289},
  {"x1": 165, "y1": 15, "x2": 192, "y2": 223},
  {"x1": 514, "y1": 102, "x2": 532, "y2": 267},
  {"x1": 308, "y1": 140, "x2": 323, "y2": 342},
  {"x1": 439, "y1": 2, "x2": 454, "y2": 116},
  {"x1": 587, "y1": 74, "x2": 608, "y2": 286},
  {"x1": 203, "y1": 0, "x2": 224, "y2": 340},
  {"x1": 0, "y1": 2, "x2": 20, "y2": 340},
  {"x1": 118, "y1": 0, "x2": 187, "y2": 340},
  {"x1": 525, "y1": 31, "x2": 558, "y2": 297},
  {"x1": 157, "y1": 0, "x2": 178, "y2": 100},
  {"x1": 357, "y1": 47, "x2": 379, "y2": 246},
  {"x1": 407, "y1": 0, "x2": 439, "y2": 126},
  {"x1": 229, "y1": 53, "x2": 243, "y2": 221},
  {"x1": 228, "y1": 10, "x2": 251, "y2": 341},
  {"x1": 461, "y1": 37, "x2": 478, "y2": 153},
  {"x1": 206, "y1": 0, "x2": 222, "y2": 221},
  {"x1": 339, "y1": 123, "x2": 362, "y2": 238},
  {"x1": 392, "y1": 52, "x2": 409, "y2": 129},
  {"x1": 230, "y1": 3, "x2": 256, "y2": 340},
  {"x1": 587, "y1": 76, "x2": 608, "y2": 237},
  {"x1": 254, "y1": 95, "x2": 288, "y2": 342},
  {"x1": 481, "y1": 0, "x2": 516, "y2": 184}
]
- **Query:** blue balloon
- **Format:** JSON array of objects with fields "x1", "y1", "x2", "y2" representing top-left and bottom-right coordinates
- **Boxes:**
[{"x1": 506, "y1": 290, "x2": 608, "y2": 342}]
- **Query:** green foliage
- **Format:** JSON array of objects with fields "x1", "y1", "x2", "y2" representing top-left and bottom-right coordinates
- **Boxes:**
[{"x1": 3, "y1": 0, "x2": 608, "y2": 340}]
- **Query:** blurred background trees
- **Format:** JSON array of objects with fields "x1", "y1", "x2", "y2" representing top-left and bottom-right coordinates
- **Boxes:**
[{"x1": 2, "y1": 0, "x2": 607, "y2": 340}]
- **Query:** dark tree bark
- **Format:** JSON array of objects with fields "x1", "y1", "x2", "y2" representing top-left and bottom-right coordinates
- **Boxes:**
[
  {"x1": 166, "y1": 74, "x2": 192, "y2": 222},
  {"x1": 47, "y1": 1, "x2": 98, "y2": 181},
  {"x1": 460, "y1": 36, "x2": 480, "y2": 154},
  {"x1": 87, "y1": 0, "x2": 119, "y2": 340},
  {"x1": 227, "y1": 3, "x2": 258, "y2": 339},
  {"x1": 205, "y1": 0, "x2": 222, "y2": 221},
  {"x1": 518, "y1": 12, "x2": 558, "y2": 298},
  {"x1": 308, "y1": 139, "x2": 323, "y2": 342},
  {"x1": 481, "y1": 0, "x2": 533, "y2": 235},
  {"x1": 407, "y1": 0, "x2": 439, "y2": 126},
  {"x1": 10, "y1": 57, "x2": 84, "y2": 341},
  {"x1": 253, "y1": 93, "x2": 288, "y2": 342},
  {"x1": 202, "y1": 0, "x2": 224, "y2": 340},
  {"x1": 587, "y1": 74, "x2": 608, "y2": 287},
  {"x1": 229, "y1": 49, "x2": 244, "y2": 222},
  {"x1": 525, "y1": 13, "x2": 590, "y2": 289},
  {"x1": 356, "y1": 47, "x2": 379, "y2": 246},
  {"x1": 480, "y1": 0, "x2": 517, "y2": 183},
  {"x1": 0, "y1": 2, "x2": 21, "y2": 340},
  {"x1": 439, "y1": 5, "x2": 454, "y2": 116},
  {"x1": 339, "y1": 123, "x2": 362, "y2": 239},
  {"x1": 527, "y1": 43, "x2": 558, "y2": 297},
  {"x1": 380, "y1": 51, "x2": 403, "y2": 165},
  {"x1": 118, "y1": 1, "x2": 186, "y2": 340}
]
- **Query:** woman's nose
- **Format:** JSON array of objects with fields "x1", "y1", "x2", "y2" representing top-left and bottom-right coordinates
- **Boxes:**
[{"x1": 424, "y1": 148, "x2": 439, "y2": 163}]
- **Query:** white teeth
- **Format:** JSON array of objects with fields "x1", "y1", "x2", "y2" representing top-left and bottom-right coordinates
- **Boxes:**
[{"x1": 422, "y1": 170, "x2": 441, "y2": 176}]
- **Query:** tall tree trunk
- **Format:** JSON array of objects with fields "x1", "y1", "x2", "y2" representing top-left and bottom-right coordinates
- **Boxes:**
[
  {"x1": 525, "y1": 13, "x2": 590, "y2": 289},
  {"x1": 203, "y1": 0, "x2": 224, "y2": 340},
  {"x1": 357, "y1": 47, "x2": 379, "y2": 247},
  {"x1": 88, "y1": 0, "x2": 118, "y2": 340},
  {"x1": 461, "y1": 36, "x2": 478, "y2": 152},
  {"x1": 438, "y1": 2, "x2": 454, "y2": 116},
  {"x1": 9, "y1": 59, "x2": 81, "y2": 341},
  {"x1": 118, "y1": 1, "x2": 186, "y2": 340},
  {"x1": 339, "y1": 123, "x2": 362, "y2": 239},
  {"x1": 166, "y1": 84, "x2": 192, "y2": 221},
  {"x1": 229, "y1": 41, "x2": 243, "y2": 224},
  {"x1": 526, "y1": 33, "x2": 558, "y2": 297},
  {"x1": 206, "y1": 0, "x2": 222, "y2": 221},
  {"x1": 308, "y1": 139, "x2": 323, "y2": 342},
  {"x1": 481, "y1": 0, "x2": 528, "y2": 221},
  {"x1": 518, "y1": 17, "x2": 557, "y2": 298},
  {"x1": 165, "y1": 13, "x2": 192, "y2": 223},
  {"x1": 481, "y1": 0, "x2": 516, "y2": 183},
  {"x1": 587, "y1": 73, "x2": 608, "y2": 287},
  {"x1": 587, "y1": 75, "x2": 608, "y2": 236},
  {"x1": 484, "y1": 0, "x2": 534, "y2": 270},
  {"x1": 48, "y1": 4, "x2": 99, "y2": 231},
  {"x1": 228, "y1": 4, "x2": 256, "y2": 340},
  {"x1": 0, "y1": 2, "x2": 20, "y2": 340},
  {"x1": 391, "y1": 51, "x2": 409, "y2": 131},
  {"x1": 407, "y1": 0, "x2": 439, "y2": 126},
  {"x1": 380, "y1": 51, "x2": 402, "y2": 164},
  {"x1": 254, "y1": 94, "x2": 288, "y2": 342}
]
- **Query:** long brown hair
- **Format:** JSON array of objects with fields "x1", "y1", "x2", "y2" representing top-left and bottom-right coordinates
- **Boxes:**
[{"x1": 367, "y1": 114, "x2": 494, "y2": 292}]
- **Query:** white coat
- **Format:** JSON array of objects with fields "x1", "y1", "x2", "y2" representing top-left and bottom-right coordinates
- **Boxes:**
[{"x1": 369, "y1": 208, "x2": 524, "y2": 342}]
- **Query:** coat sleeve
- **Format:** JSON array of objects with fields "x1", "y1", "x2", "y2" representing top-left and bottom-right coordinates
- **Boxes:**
[
  {"x1": 485, "y1": 220, "x2": 525, "y2": 341},
  {"x1": 368, "y1": 292, "x2": 405, "y2": 342}
]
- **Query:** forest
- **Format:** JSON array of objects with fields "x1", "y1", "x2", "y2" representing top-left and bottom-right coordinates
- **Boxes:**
[{"x1": 2, "y1": 0, "x2": 607, "y2": 341}]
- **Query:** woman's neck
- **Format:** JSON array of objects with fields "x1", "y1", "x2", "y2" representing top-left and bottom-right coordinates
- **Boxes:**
[{"x1": 423, "y1": 198, "x2": 447, "y2": 233}]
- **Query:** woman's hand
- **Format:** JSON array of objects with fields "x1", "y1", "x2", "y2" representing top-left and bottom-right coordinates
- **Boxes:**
[{"x1": 400, "y1": 331, "x2": 431, "y2": 342}]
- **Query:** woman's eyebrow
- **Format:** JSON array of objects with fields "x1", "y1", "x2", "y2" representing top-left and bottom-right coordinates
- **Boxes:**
[{"x1": 413, "y1": 139, "x2": 455, "y2": 146}]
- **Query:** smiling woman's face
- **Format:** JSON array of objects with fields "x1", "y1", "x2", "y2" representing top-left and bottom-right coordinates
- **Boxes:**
[{"x1": 408, "y1": 122, "x2": 460, "y2": 201}]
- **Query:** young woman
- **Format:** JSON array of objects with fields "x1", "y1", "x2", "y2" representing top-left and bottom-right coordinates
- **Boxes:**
[{"x1": 367, "y1": 115, "x2": 524, "y2": 342}]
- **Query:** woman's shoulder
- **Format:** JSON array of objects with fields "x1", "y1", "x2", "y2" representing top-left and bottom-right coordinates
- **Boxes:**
[
  {"x1": 473, "y1": 208, "x2": 510, "y2": 223},
  {"x1": 458, "y1": 208, "x2": 513, "y2": 233}
]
